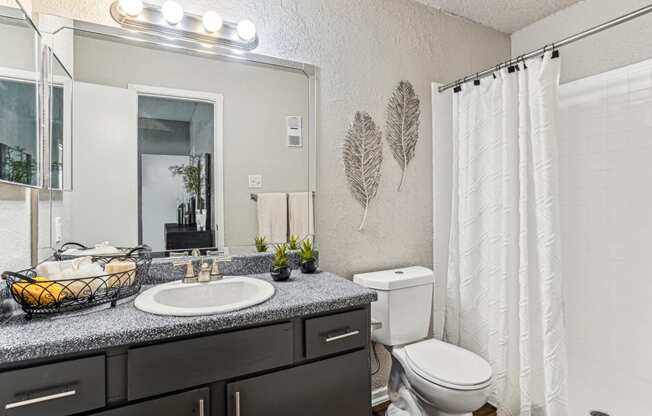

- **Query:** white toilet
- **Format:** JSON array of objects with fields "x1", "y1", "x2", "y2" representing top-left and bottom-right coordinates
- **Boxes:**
[{"x1": 354, "y1": 266, "x2": 492, "y2": 416}]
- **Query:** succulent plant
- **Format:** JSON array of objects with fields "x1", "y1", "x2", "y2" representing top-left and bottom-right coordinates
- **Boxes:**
[
  {"x1": 272, "y1": 244, "x2": 289, "y2": 270},
  {"x1": 299, "y1": 239, "x2": 316, "y2": 263},
  {"x1": 288, "y1": 234, "x2": 300, "y2": 250},
  {"x1": 255, "y1": 236, "x2": 268, "y2": 253}
]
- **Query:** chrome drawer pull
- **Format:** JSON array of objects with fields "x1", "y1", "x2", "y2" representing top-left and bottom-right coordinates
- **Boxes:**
[
  {"x1": 5, "y1": 390, "x2": 77, "y2": 409},
  {"x1": 325, "y1": 330, "x2": 360, "y2": 342},
  {"x1": 198, "y1": 399, "x2": 205, "y2": 416},
  {"x1": 235, "y1": 391, "x2": 241, "y2": 416}
]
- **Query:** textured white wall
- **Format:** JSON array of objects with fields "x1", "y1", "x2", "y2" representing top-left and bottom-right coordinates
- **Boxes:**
[
  {"x1": 557, "y1": 57, "x2": 652, "y2": 416},
  {"x1": 511, "y1": 0, "x2": 652, "y2": 83},
  {"x1": 31, "y1": 0, "x2": 510, "y2": 280}
]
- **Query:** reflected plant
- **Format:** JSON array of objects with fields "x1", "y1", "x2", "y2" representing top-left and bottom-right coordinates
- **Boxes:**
[
  {"x1": 169, "y1": 155, "x2": 203, "y2": 206},
  {"x1": 0, "y1": 145, "x2": 36, "y2": 184},
  {"x1": 255, "y1": 236, "x2": 268, "y2": 253},
  {"x1": 288, "y1": 234, "x2": 300, "y2": 250}
]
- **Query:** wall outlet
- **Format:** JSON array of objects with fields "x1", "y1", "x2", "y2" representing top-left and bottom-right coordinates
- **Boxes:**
[{"x1": 248, "y1": 174, "x2": 263, "y2": 189}]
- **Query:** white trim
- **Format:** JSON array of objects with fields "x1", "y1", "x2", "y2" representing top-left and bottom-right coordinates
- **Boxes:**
[
  {"x1": 372, "y1": 386, "x2": 389, "y2": 407},
  {"x1": 128, "y1": 83, "x2": 225, "y2": 249},
  {"x1": 0, "y1": 67, "x2": 38, "y2": 82}
]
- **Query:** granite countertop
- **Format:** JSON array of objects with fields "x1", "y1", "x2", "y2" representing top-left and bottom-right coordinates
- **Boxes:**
[{"x1": 0, "y1": 271, "x2": 377, "y2": 366}]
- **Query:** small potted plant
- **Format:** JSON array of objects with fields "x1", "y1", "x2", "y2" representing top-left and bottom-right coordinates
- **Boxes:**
[
  {"x1": 288, "y1": 234, "x2": 300, "y2": 250},
  {"x1": 255, "y1": 236, "x2": 268, "y2": 253},
  {"x1": 299, "y1": 239, "x2": 318, "y2": 274},
  {"x1": 271, "y1": 244, "x2": 291, "y2": 281}
]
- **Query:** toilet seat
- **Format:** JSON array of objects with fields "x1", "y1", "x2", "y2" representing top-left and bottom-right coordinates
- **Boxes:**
[{"x1": 403, "y1": 339, "x2": 492, "y2": 391}]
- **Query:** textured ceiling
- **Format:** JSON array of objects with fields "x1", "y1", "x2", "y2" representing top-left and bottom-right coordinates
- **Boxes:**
[{"x1": 414, "y1": 0, "x2": 583, "y2": 33}]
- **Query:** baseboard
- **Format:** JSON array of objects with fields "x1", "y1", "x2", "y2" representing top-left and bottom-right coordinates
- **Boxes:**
[{"x1": 372, "y1": 386, "x2": 389, "y2": 407}]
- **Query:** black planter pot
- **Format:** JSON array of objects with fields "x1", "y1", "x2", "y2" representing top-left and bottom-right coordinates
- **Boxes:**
[
  {"x1": 300, "y1": 260, "x2": 317, "y2": 274},
  {"x1": 271, "y1": 265, "x2": 291, "y2": 281}
]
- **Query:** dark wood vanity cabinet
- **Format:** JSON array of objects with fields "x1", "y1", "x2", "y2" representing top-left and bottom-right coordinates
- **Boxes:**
[{"x1": 0, "y1": 307, "x2": 371, "y2": 416}]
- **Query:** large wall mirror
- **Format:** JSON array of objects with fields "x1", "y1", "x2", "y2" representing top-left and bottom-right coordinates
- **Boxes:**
[
  {"x1": 0, "y1": 2, "x2": 42, "y2": 188},
  {"x1": 46, "y1": 19, "x2": 316, "y2": 256}
]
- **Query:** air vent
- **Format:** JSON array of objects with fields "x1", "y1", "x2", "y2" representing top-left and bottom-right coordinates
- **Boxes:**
[
  {"x1": 286, "y1": 116, "x2": 302, "y2": 147},
  {"x1": 590, "y1": 411, "x2": 611, "y2": 416}
]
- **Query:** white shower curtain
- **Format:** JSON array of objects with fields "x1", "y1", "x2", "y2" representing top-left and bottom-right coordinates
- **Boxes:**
[{"x1": 446, "y1": 52, "x2": 568, "y2": 416}]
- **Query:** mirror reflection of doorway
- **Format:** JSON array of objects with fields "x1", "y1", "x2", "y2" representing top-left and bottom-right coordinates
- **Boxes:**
[{"x1": 137, "y1": 95, "x2": 214, "y2": 252}]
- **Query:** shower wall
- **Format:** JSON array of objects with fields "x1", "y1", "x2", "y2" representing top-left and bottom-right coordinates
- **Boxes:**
[{"x1": 557, "y1": 58, "x2": 652, "y2": 415}]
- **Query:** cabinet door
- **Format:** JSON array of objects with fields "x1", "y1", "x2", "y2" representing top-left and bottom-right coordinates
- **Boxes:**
[
  {"x1": 93, "y1": 388, "x2": 209, "y2": 416},
  {"x1": 227, "y1": 350, "x2": 369, "y2": 416}
]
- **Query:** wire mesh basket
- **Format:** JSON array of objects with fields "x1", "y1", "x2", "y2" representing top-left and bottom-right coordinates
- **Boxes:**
[{"x1": 2, "y1": 245, "x2": 151, "y2": 318}]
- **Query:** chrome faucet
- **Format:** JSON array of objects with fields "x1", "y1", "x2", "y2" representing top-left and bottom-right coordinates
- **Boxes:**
[{"x1": 197, "y1": 261, "x2": 211, "y2": 283}]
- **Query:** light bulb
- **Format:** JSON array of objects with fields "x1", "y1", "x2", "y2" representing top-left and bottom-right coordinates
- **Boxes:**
[
  {"x1": 237, "y1": 19, "x2": 256, "y2": 41},
  {"x1": 202, "y1": 11, "x2": 223, "y2": 33},
  {"x1": 161, "y1": 1, "x2": 184, "y2": 25},
  {"x1": 118, "y1": 0, "x2": 143, "y2": 17}
]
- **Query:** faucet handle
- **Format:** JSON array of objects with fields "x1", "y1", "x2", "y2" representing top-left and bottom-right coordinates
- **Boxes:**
[
  {"x1": 173, "y1": 260, "x2": 195, "y2": 280},
  {"x1": 209, "y1": 255, "x2": 233, "y2": 279}
]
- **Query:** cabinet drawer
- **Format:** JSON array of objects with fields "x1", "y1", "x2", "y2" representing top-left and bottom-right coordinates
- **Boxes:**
[
  {"x1": 304, "y1": 309, "x2": 367, "y2": 359},
  {"x1": 128, "y1": 322, "x2": 293, "y2": 400},
  {"x1": 92, "y1": 387, "x2": 209, "y2": 416},
  {"x1": 0, "y1": 355, "x2": 106, "y2": 416}
]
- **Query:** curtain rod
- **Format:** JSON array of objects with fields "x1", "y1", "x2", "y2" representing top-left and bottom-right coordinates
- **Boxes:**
[{"x1": 438, "y1": 3, "x2": 652, "y2": 93}]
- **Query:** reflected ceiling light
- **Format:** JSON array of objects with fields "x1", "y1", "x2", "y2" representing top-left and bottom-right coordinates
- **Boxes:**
[
  {"x1": 161, "y1": 1, "x2": 184, "y2": 25},
  {"x1": 118, "y1": 0, "x2": 143, "y2": 17},
  {"x1": 202, "y1": 11, "x2": 223, "y2": 33},
  {"x1": 236, "y1": 19, "x2": 256, "y2": 41}
]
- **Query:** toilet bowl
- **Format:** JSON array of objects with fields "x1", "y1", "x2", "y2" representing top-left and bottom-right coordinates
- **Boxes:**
[
  {"x1": 353, "y1": 267, "x2": 493, "y2": 416},
  {"x1": 388, "y1": 339, "x2": 492, "y2": 416}
]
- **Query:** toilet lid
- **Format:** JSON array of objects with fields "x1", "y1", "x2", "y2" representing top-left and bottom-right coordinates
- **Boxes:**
[{"x1": 404, "y1": 339, "x2": 492, "y2": 390}]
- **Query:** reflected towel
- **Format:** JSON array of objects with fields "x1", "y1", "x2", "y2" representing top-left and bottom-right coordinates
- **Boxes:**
[
  {"x1": 288, "y1": 192, "x2": 314, "y2": 241},
  {"x1": 256, "y1": 193, "x2": 288, "y2": 244}
]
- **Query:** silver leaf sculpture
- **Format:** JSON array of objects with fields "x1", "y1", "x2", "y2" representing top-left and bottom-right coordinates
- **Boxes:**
[
  {"x1": 386, "y1": 80, "x2": 420, "y2": 191},
  {"x1": 343, "y1": 112, "x2": 383, "y2": 231}
]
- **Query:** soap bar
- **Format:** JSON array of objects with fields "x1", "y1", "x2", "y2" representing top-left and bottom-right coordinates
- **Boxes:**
[{"x1": 106, "y1": 261, "x2": 137, "y2": 288}]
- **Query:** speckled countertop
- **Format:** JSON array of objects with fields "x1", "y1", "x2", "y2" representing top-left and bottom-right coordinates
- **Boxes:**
[{"x1": 0, "y1": 271, "x2": 376, "y2": 366}]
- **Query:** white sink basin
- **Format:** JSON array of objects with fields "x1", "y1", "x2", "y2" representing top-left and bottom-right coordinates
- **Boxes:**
[{"x1": 134, "y1": 277, "x2": 275, "y2": 316}]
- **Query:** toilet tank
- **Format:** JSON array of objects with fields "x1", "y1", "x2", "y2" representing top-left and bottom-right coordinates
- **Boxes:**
[{"x1": 353, "y1": 266, "x2": 433, "y2": 346}]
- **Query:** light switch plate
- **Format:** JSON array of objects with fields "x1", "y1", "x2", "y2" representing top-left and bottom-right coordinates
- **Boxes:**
[{"x1": 248, "y1": 174, "x2": 263, "y2": 189}]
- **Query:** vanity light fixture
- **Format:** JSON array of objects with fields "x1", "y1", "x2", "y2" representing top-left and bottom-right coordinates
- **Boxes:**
[
  {"x1": 118, "y1": 0, "x2": 143, "y2": 17},
  {"x1": 110, "y1": 1, "x2": 258, "y2": 51},
  {"x1": 161, "y1": 1, "x2": 184, "y2": 25}
]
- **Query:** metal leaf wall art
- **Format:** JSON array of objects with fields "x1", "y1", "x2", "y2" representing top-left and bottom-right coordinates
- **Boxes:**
[
  {"x1": 386, "y1": 80, "x2": 420, "y2": 191},
  {"x1": 343, "y1": 112, "x2": 383, "y2": 231}
]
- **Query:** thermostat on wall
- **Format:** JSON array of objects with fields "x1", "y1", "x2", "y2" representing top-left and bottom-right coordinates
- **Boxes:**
[{"x1": 286, "y1": 116, "x2": 302, "y2": 147}]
